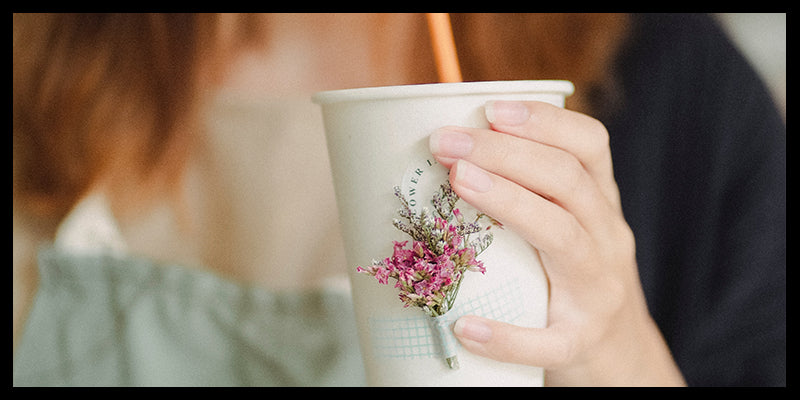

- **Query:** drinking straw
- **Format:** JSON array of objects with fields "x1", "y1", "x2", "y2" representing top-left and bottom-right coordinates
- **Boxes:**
[{"x1": 426, "y1": 13, "x2": 463, "y2": 83}]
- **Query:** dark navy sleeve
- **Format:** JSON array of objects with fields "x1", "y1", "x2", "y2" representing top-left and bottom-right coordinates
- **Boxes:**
[{"x1": 604, "y1": 13, "x2": 785, "y2": 386}]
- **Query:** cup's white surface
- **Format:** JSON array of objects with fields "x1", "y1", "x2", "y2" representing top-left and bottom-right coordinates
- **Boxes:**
[{"x1": 313, "y1": 80, "x2": 574, "y2": 386}]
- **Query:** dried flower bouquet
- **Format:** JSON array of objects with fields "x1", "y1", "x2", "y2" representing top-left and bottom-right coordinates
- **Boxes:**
[{"x1": 357, "y1": 180, "x2": 499, "y2": 369}]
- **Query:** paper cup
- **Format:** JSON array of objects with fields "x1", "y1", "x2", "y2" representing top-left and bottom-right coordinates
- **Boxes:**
[{"x1": 313, "y1": 80, "x2": 574, "y2": 386}]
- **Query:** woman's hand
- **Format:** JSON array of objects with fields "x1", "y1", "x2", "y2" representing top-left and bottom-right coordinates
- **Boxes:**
[{"x1": 429, "y1": 100, "x2": 685, "y2": 386}]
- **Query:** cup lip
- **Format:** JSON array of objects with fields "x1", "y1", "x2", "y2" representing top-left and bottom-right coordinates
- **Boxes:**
[{"x1": 311, "y1": 80, "x2": 574, "y2": 105}]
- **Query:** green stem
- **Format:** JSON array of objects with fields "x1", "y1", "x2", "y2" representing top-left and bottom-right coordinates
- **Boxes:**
[{"x1": 446, "y1": 355, "x2": 460, "y2": 370}]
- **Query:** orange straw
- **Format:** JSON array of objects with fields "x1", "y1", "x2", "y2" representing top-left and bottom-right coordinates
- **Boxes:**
[{"x1": 426, "y1": 13, "x2": 463, "y2": 83}]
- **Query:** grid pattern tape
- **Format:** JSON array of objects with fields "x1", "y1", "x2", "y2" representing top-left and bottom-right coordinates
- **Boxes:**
[{"x1": 368, "y1": 278, "x2": 525, "y2": 359}]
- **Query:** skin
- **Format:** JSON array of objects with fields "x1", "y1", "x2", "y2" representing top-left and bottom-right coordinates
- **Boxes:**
[
  {"x1": 429, "y1": 100, "x2": 686, "y2": 386},
  {"x1": 14, "y1": 15, "x2": 685, "y2": 385}
]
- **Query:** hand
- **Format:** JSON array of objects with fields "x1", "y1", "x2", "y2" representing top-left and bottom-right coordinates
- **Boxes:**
[{"x1": 429, "y1": 100, "x2": 685, "y2": 386}]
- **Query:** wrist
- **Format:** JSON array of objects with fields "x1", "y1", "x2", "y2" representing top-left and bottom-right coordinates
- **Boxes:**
[
  {"x1": 584, "y1": 311, "x2": 685, "y2": 386},
  {"x1": 545, "y1": 292, "x2": 685, "y2": 386}
]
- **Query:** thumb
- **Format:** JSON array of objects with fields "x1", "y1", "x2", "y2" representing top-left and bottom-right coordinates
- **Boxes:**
[{"x1": 453, "y1": 315, "x2": 571, "y2": 369}]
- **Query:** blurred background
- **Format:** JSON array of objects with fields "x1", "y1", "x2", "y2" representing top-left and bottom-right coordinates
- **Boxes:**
[{"x1": 714, "y1": 13, "x2": 786, "y2": 120}]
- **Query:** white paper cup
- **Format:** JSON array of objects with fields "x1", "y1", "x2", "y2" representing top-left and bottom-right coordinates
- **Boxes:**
[{"x1": 313, "y1": 80, "x2": 574, "y2": 386}]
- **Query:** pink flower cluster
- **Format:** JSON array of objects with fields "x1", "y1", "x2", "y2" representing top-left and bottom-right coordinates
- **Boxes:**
[
  {"x1": 357, "y1": 214, "x2": 485, "y2": 316},
  {"x1": 357, "y1": 181, "x2": 495, "y2": 320}
]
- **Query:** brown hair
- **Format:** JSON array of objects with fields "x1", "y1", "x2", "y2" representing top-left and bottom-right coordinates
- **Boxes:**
[
  {"x1": 452, "y1": 13, "x2": 630, "y2": 115},
  {"x1": 13, "y1": 13, "x2": 629, "y2": 226},
  {"x1": 12, "y1": 13, "x2": 256, "y2": 225}
]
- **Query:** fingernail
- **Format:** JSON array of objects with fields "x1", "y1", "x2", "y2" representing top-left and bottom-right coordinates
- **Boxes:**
[
  {"x1": 429, "y1": 128, "x2": 474, "y2": 159},
  {"x1": 454, "y1": 316, "x2": 492, "y2": 343},
  {"x1": 453, "y1": 159, "x2": 493, "y2": 193},
  {"x1": 485, "y1": 100, "x2": 530, "y2": 125}
]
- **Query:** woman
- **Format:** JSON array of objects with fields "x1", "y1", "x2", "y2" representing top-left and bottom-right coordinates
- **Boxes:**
[{"x1": 13, "y1": 13, "x2": 785, "y2": 386}]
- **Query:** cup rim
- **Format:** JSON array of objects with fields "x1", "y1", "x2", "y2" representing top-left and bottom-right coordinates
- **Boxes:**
[{"x1": 311, "y1": 80, "x2": 574, "y2": 105}]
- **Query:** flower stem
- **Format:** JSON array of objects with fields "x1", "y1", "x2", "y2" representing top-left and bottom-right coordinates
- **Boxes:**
[{"x1": 446, "y1": 355, "x2": 460, "y2": 369}]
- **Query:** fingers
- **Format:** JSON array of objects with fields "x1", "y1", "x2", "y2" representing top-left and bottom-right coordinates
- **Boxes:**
[
  {"x1": 431, "y1": 101, "x2": 620, "y2": 211},
  {"x1": 429, "y1": 99, "x2": 625, "y2": 232},
  {"x1": 433, "y1": 146, "x2": 616, "y2": 259},
  {"x1": 438, "y1": 126, "x2": 614, "y2": 236},
  {"x1": 429, "y1": 100, "x2": 628, "y2": 275},
  {"x1": 449, "y1": 159, "x2": 592, "y2": 268},
  {"x1": 433, "y1": 101, "x2": 666, "y2": 383},
  {"x1": 486, "y1": 100, "x2": 620, "y2": 208},
  {"x1": 453, "y1": 315, "x2": 574, "y2": 369}
]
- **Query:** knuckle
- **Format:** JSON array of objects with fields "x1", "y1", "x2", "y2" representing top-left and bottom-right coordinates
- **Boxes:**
[
  {"x1": 616, "y1": 223, "x2": 637, "y2": 257},
  {"x1": 566, "y1": 230, "x2": 595, "y2": 267},
  {"x1": 579, "y1": 117, "x2": 611, "y2": 166},
  {"x1": 545, "y1": 216, "x2": 589, "y2": 263},
  {"x1": 602, "y1": 220, "x2": 637, "y2": 264},
  {"x1": 587, "y1": 118, "x2": 610, "y2": 149},
  {"x1": 550, "y1": 151, "x2": 588, "y2": 202}
]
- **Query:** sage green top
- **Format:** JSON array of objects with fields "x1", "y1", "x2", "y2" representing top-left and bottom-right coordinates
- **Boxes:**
[
  {"x1": 13, "y1": 96, "x2": 365, "y2": 386},
  {"x1": 13, "y1": 246, "x2": 366, "y2": 386}
]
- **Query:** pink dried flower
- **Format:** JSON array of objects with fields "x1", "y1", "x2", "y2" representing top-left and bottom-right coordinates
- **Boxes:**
[{"x1": 357, "y1": 181, "x2": 496, "y2": 317}]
